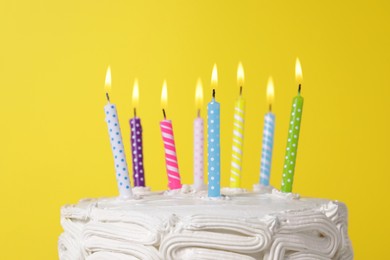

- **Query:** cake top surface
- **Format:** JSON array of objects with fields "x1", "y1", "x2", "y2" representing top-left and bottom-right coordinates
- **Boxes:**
[{"x1": 62, "y1": 188, "x2": 338, "y2": 220}]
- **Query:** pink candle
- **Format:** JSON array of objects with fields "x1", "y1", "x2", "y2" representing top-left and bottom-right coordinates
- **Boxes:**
[
  {"x1": 160, "y1": 81, "x2": 182, "y2": 190},
  {"x1": 193, "y1": 79, "x2": 204, "y2": 190}
]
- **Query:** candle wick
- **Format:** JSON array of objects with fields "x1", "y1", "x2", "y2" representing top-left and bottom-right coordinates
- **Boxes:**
[
  {"x1": 162, "y1": 109, "x2": 167, "y2": 119},
  {"x1": 212, "y1": 89, "x2": 216, "y2": 99},
  {"x1": 298, "y1": 84, "x2": 301, "y2": 94},
  {"x1": 134, "y1": 108, "x2": 137, "y2": 117},
  {"x1": 269, "y1": 104, "x2": 272, "y2": 112},
  {"x1": 239, "y1": 86, "x2": 243, "y2": 96},
  {"x1": 197, "y1": 109, "x2": 200, "y2": 117},
  {"x1": 106, "y1": 92, "x2": 110, "y2": 102}
]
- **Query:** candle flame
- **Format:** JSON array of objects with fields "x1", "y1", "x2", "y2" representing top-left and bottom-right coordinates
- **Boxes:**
[
  {"x1": 211, "y1": 64, "x2": 218, "y2": 89},
  {"x1": 104, "y1": 66, "x2": 111, "y2": 93},
  {"x1": 267, "y1": 76, "x2": 274, "y2": 106},
  {"x1": 237, "y1": 62, "x2": 244, "y2": 89},
  {"x1": 132, "y1": 78, "x2": 139, "y2": 110},
  {"x1": 161, "y1": 80, "x2": 168, "y2": 109},
  {"x1": 195, "y1": 78, "x2": 203, "y2": 111},
  {"x1": 295, "y1": 58, "x2": 303, "y2": 84}
]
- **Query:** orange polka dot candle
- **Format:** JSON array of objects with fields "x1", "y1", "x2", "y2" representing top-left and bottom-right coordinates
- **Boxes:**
[
  {"x1": 104, "y1": 66, "x2": 133, "y2": 199},
  {"x1": 281, "y1": 58, "x2": 304, "y2": 193}
]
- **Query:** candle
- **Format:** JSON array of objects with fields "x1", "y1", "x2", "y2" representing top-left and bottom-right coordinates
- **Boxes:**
[
  {"x1": 160, "y1": 80, "x2": 182, "y2": 190},
  {"x1": 208, "y1": 64, "x2": 221, "y2": 197},
  {"x1": 260, "y1": 77, "x2": 275, "y2": 186},
  {"x1": 281, "y1": 58, "x2": 304, "y2": 193},
  {"x1": 129, "y1": 79, "x2": 145, "y2": 187},
  {"x1": 229, "y1": 62, "x2": 245, "y2": 188},
  {"x1": 193, "y1": 78, "x2": 204, "y2": 190},
  {"x1": 104, "y1": 66, "x2": 132, "y2": 199}
]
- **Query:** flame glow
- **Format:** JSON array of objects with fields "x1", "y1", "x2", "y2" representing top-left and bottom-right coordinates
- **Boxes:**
[
  {"x1": 295, "y1": 58, "x2": 303, "y2": 84},
  {"x1": 237, "y1": 62, "x2": 244, "y2": 88},
  {"x1": 132, "y1": 78, "x2": 139, "y2": 110},
  {"x1": 195, "y1": 78, "x2": 203, "y2": 110},
  {"x1": 104, "y1": 66, "x2": 111, "y2": 93},
  {"x1": 161, "y1": 80, "x2": 168, "y2": 109},
  {"x1": 211, "y1": 64, "x2": 218, "y2": 89},
  {"x1": 267, "y1": 76, "x2": 274, "y2": 106}
]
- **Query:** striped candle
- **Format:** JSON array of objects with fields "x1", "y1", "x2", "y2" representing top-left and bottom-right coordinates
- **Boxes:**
[
  {"x1": 230, "y1": 62, "x2": 245, "y2": 188},
  {"x1": 208, "y1": 64, "x2": 220, "y2": 197},
  {"x1": 260, "y1": 113, "x2": 275, "y2": 186},
  {"x1": 160, "y1": 81, "x2": 182, "y2": 190},
  {"x1": 260, "y1": 77, "x2": 275, "y2": 186},
  {"x1": 281, "y1": 58, "x2": 304, "y2": 193},
  {"x1": 104, "y1": 66, "x2": 132, "y2": 199}
]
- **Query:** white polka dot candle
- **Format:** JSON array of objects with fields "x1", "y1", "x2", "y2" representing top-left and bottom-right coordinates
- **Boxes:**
[
  {"x1": 281, "y1": 58, "x2": 304, "y2": 193},
  {"x1": 260, "y1": 77, "x2": 275, "y2": 186},
  {"x1": 208, "y1": 64, "x2": 221, "y2": 197},
  {"x1": 193, "y1": 79, "x2": 204, "y2": 190},
  {"x1": 129, "y1": 79, "x2": 145, "y2": 187},
  {"x1": 160, "y1": 81, "x2": 182, "y2": 190},
  {"x1": 229, "y1": 62, "x2": 245, "y2": 188},
  {"x1": 104, "y1": 67, "x2": 132, "y2": 199}
]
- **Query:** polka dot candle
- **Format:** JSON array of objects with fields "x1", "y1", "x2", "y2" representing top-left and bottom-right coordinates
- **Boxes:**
[
  {"x1": 193, "y1": 116, "x2": 204, "y2": 190},
  {"x1": 281, "y1": 58, "x2": 304, "y2": 193},
  {"x1": 208, "y1": 96, "x2": 220, "y2": 197},
  {"x1": 105, "y1": 103, "x2": 133, "y2": 198},
  {"x1": 208, "y1": 64, "x2": 220, "y2": 198},
  {"x1": 130, "y1": 117, "x2": 145, "y2": 187}
]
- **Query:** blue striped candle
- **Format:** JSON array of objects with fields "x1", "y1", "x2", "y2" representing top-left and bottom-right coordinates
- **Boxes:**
[
  {"x1": 208, "y1": 64, "x2": 220, "y2": 197},
  {"x1": 260, "y1": 113, "x2": 275, "y2": 186},
  {"x1": 260, "y1": 77, "x2": 275, "y2": 186}
]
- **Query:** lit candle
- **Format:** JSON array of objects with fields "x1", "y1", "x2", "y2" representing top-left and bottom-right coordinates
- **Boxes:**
[
  {"x1": 104, "y1": 66, "x2": 132, "y2": 199},
  {"x1": 160, "y1": 80, "x2": 182, "y2": 190},
  {"x1": 208, "y1": 64, "x2": 221, "y2": 197},
  {"x1": 193, "y1": 78, "x2": 204, "y2": 190},
  {"x1": 281, "y1": 58, "x2": 304, "y2": 193},
  {"x1": 259, "y1": 77, "x2": 275, "y2": 186},
  {"x1": 129, "y1": 79, "x2": 145, "y2": 187},
  {"x1": 229, "y1": 62, "x2": 245, "y2": 188}
]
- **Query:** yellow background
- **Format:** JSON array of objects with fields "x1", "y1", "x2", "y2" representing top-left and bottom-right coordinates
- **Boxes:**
[{"x1": 1, "y1": 0, "x2": 389, "y2": 259}]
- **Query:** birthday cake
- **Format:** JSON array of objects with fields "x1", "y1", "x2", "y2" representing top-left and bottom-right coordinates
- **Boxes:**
[{"x1": 58, "y1": 188, "x2": 353, "y2": 259}]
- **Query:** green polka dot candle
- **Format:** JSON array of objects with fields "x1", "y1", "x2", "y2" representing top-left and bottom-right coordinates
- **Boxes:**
[{"x1": 281, "y1": 58, "x2": 304, "y2": 193}]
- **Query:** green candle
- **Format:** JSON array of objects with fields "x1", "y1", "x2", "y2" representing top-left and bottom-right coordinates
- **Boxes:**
[{"x1": 281, "y1": 58, "x2": 304, "y2": 193}]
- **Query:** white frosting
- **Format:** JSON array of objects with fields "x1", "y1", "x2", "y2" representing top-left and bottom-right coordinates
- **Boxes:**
[{"x1": 59, "y1": 192, "x2": 353, "y2": 260}]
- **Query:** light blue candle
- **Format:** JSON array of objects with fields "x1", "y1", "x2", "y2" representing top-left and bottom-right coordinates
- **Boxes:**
[
  {"x1": 260, "y1": 77, "x2": 275, "y2": 186},
  {"x1": 260, "y1": 112, "x2": 275, "y2": 186},
  {"x1": 208, "y1": 64, "x2": 220, "y2": 197}
]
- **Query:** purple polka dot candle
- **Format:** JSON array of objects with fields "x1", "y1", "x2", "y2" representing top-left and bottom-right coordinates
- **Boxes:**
[
  {"x1": 129, "y1": 79, "x2": 145, "y2": 187},
  {"x1": 104, "y1": 67, "x2": 132, "y2": 199}
]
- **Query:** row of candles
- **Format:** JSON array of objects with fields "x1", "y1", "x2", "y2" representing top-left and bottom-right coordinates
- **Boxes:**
[{"x1": 104, "y1": 59, "x2": 304, "y2": 199}]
